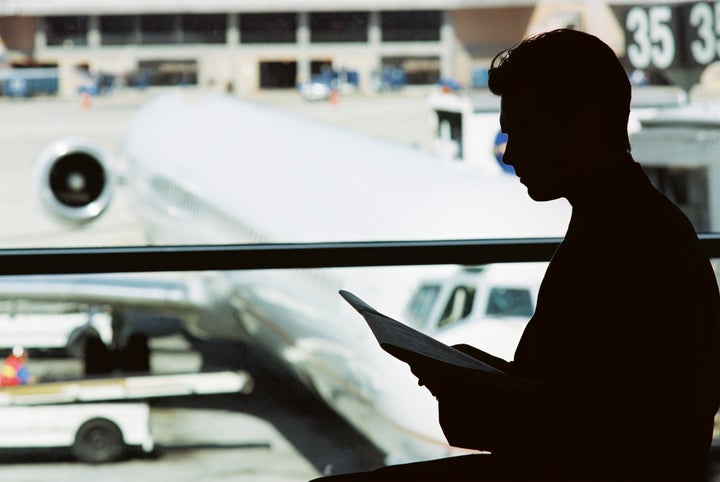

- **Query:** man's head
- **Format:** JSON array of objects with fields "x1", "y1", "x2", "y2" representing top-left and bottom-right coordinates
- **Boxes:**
[{"x1": 488, "y1": 29, "x2": 631, "y2": 202}]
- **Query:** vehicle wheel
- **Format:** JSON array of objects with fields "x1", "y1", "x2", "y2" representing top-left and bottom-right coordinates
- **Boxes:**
[{"x1": 72, "y1": 418, "x2": 125, "y2": 463}]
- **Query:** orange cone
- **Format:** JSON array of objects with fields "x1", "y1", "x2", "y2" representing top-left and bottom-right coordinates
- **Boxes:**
[{"x1": 80, "y1": 92, "x2": 91, "y2": 109}]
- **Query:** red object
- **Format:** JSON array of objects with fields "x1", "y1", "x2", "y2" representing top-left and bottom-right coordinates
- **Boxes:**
[{"x1": 0, "y1": 355, "x2": 24, "y2": 386}]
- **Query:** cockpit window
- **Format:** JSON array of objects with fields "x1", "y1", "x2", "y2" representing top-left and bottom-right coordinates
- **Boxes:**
[
  {"x1": 438, "y1": 286, "x2": 475, "y2": 328},
  {"x1": 485, "y1": 287, "x2": 534, "y2": 318},
  {"x1": 406, "y1": 284, "x2": 441, "y2": 327}
]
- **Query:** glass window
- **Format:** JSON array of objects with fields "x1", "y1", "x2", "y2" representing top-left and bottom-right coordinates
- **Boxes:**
[
  {"x1": 310, "y1": 12, "x2": 368, "y2": 43},
  {"x1": 7, "y1": 4, "x2": 720, "y2": 479},
  {"x1": 406, "y1": 283, "x2": 441, "y2": 327},
  {"x1": 140, "y1": 15, "x2": 178, "y2": 45},
  {"x1": 485, "y1": 288, "x2": 534, "y2": 318},
  {"x1": 240, "y1": 13, "x2": 296, "y2": 44},
  {"x1": 381, "y1": 11, "x2": 441, "y2": 42},
  {"x1": 181, "y1": 14, "x2": 226, "y2": 44},
  {"x1": 45, "y1": 16, "x2": 88, "y2": 47},
  {"x1": 438, "y1": 286, "x2": 475, "y2": 328},
  {"x1": 100, "y1": 15, "x2": 138, "y2": 46}
]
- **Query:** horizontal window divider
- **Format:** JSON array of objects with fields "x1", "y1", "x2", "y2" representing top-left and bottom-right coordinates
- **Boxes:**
[{"x1": 0, "y1": 235, "x2": 719, "y2": 275}]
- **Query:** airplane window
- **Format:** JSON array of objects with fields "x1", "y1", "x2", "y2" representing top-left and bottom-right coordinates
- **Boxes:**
[
  {"x1": 485, "y1": 287, "x2": 534, "y2": 318},
  {"x1": 405, "y1": 284, "x2": 441, "y2": 327},
  {"x1": 3, "y1": 2, "x2": 720, "y2": 480},
  {"x1": 438, "y1": 286, "x2": 475, "y2": 328}
]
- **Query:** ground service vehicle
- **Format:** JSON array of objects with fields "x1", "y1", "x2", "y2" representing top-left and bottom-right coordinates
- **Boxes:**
[{"x1": 0, "y1": 371, "x2": 252, "y2": 463}]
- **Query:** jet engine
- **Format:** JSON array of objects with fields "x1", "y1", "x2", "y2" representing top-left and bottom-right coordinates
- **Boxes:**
[{"x1": 34, "y1": 137, "x2": 114, "y2": 224}]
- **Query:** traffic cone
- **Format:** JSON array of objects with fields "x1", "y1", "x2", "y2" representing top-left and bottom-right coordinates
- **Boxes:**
[
  {"x1": 329, "y1": 88, "x2": 340, "y2": 105},
  {"x1": 80, "y1": 92, "x2": 91, "y2": 109}
]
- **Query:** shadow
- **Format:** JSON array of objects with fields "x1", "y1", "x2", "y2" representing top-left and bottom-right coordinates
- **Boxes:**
[
  {"x1": 172, "y1": 339, "x2": 387, "y2": 475},
  {"x1": 0, "y1": 447, "x2": 76, "y2": 464},
  {"x1": 154, "y1": 441, "x2": 271, "y2": 454}
]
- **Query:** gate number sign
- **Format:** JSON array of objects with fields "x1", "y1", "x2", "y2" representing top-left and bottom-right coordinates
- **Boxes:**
[{"x1": 624, "y1": 2, "x2": 720, "y2": 69}]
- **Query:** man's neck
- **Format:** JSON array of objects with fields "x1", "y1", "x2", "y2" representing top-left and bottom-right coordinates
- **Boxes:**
[{"x1": 565, "y1": 154, "x2": 636, "y2": 207}]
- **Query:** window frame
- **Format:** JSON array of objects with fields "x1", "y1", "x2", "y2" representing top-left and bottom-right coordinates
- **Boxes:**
[{"x1": 2, "y1": 236, "x2": 718, "y2": 276}]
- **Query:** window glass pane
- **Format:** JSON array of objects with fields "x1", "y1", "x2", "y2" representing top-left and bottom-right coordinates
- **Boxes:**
[
  {"x1": 406, "y1": 283, "x2": 441, "y2": 328},
  {"x1": 437, "y1": 286, "x2": 475, "y2": 328},
  {"x1": 140, "y1": 15, "x2": 178, "y2": 45},
  {"x1": 310, "y1": 12, "x2": 368, "y2": 43},
  {"x1": 45, "y1": 16, "x2": 88, "y2": 46},
  {"x1": 240, "y1": 13, "x2": 296, "y2": 44},
  {"x1": 0, "y1": 263, "x2": 541, "y2": 478},
  {"x1": 0, "y1": 260, "x2": 556, "y2": 474},
  {"x1": 100, "y1": 15, "x2": 137, "y2": 46},
  {"x1": 381, "y1": 11, "x2": 441, "y2": 42},
  {"x1": 485, "y1": 288, "x2": 534, "y2": 318},
  {"x1": 181, "y1": 14, "x2": 226, "y2": 44},
  {"x1": 24, "y1": 5, "x2": 720, "y2": 250},
  {"x1": 6, "y1": 4, "x2": 720, "y2": 479}
]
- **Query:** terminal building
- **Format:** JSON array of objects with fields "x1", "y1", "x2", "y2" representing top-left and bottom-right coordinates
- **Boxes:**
[{"x1": 0, "y1": 1, "x2": 624, "y2": 96}]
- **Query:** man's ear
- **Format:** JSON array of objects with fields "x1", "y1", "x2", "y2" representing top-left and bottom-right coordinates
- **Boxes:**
[{"x1": 574, "y1": 107, "x2": 614, "y2": 149}]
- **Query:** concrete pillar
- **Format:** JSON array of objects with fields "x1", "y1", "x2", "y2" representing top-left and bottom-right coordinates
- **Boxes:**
[
  {"x1": 440, "y1": 10, "x2": 454, "y2": 81},
  {"x1": 297, "y1": 12, "x2": 310, "y2": 84},
  {"x1": 34, "y1": 17, "x2": 47, "y2": 51},
  {"x1": 226, "y1": 13, "x2": 239, "y2": 93},
  {"x1": 227, "y1": 13, "x2": 239, "y2": 45},
  {"x1": 708, "y1": 164, "x2": 720, "y2": 232},
  {"x1": 88, "y1": 15, "x2": 100, "y2": 48},
  {"x1": 368, "y1": 10, "x2": 381, "y2": 90}
]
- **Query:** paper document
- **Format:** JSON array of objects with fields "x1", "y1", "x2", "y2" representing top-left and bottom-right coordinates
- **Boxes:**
[{"x1": 339, "y1": 289, "x2": 507, "y2": 376}]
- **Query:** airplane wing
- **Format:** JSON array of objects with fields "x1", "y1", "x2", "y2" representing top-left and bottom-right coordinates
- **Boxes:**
[{"x1": 0, "y1": 272, "x2": 246, "y2": 343}]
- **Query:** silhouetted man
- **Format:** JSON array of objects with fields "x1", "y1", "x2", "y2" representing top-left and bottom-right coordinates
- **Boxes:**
[{"x1": 315, "y1": 29, "x2": 720, "y2": 481}]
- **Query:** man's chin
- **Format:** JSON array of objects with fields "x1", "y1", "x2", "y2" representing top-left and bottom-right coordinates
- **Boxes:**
[{"x1": 526, "y1": 187, "x2": 562, "y2": 202}]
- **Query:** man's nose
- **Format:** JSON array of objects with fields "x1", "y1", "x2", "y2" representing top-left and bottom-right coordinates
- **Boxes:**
[{"x1": 501, "y1": 144, "x2": 514, "y2": 167}]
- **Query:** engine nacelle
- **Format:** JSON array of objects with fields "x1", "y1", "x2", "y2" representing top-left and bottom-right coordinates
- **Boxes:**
[{"x1": 34, "y1": 137, "x2": 114, "y2": 224}]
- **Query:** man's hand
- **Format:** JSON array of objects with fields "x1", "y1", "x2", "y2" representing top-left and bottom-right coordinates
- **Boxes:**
[
  {"x1": 411, "y1": 360, "x2": 474, "y2": 399},
  {"x1": 409, "y1": 344, "x2": 536, "y2": 453}
]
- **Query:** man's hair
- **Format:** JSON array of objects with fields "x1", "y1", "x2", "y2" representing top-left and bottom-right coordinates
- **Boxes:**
[{"x1": 488, "y1": 29, "x2": 631, "y2": 152}]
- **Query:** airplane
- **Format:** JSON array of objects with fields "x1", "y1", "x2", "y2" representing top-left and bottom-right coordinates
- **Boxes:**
[{"x1": 27, "y1": 89, "x2": 575, "y2": 468}]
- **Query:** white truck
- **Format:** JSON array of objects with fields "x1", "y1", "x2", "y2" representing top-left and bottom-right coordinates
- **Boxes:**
[
  {"x1": 0, "y1": 371, "x2": 252, "y2": 463},
  {"x1": 0, "y1": 300, "x2": 112, "y2": 354}
]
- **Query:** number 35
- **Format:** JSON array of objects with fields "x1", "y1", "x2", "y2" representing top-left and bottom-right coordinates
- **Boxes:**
[{"x1": 626, "y1": 6, "x2": 676, "y2": 69}]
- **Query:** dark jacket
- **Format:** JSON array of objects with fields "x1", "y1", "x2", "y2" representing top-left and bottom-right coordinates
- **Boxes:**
[{"x1": 509, "y1": 162, "x2": 720, "y2": 480}]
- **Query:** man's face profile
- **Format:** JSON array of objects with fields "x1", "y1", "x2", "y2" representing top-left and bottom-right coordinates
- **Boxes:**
[{"x1": 500, "y1": 94, "x2": 576, "y2": 202}]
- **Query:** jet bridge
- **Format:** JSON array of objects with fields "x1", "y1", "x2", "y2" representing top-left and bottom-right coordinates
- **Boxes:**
[
  {"x1": 427, "y1": 85, "x2": 687, "y2": 175},
  {"x1": 630, "y1": 103, "x2": 720, "y2": 233}
]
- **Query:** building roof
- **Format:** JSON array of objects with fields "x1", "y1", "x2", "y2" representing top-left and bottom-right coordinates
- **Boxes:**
[{"x1": 0, "y1": 0, "x2": 537, "y2": 16}]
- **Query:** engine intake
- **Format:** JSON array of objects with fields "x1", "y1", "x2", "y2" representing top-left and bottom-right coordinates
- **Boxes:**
[{"x1": 34, "y1": 137, "x2": 114, "y2": 224}]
